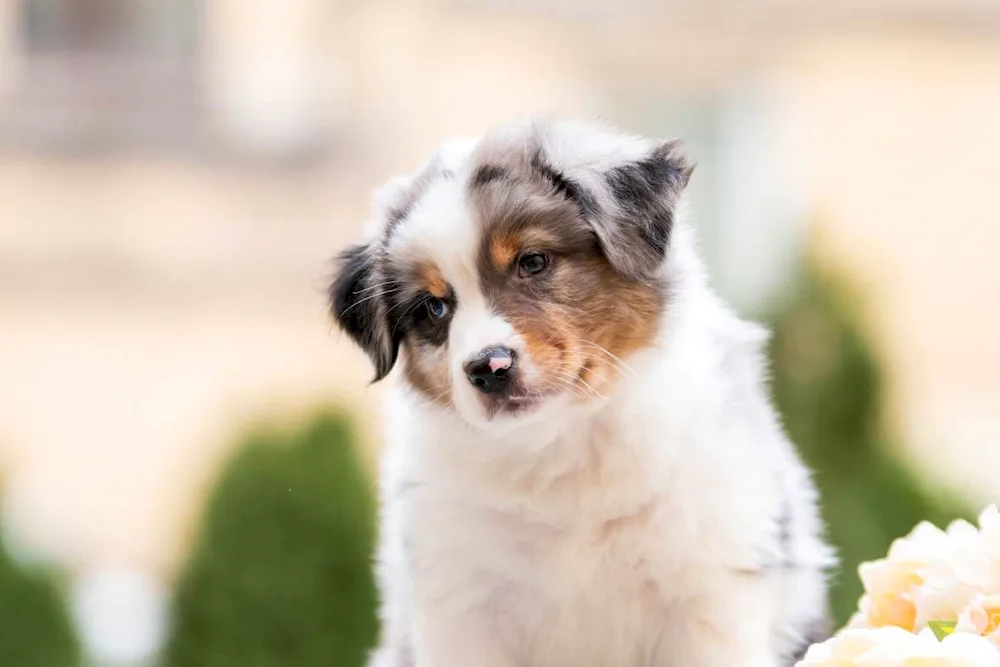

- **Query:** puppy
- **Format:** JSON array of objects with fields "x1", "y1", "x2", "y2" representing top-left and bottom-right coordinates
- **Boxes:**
[{"x1": 329, "y1": 118, "x2": 833, "y2": 667}]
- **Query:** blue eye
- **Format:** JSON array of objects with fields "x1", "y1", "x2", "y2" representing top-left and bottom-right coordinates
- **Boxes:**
[{"x1": 426, "y1": 297, "x2": 449, "y2": 319}]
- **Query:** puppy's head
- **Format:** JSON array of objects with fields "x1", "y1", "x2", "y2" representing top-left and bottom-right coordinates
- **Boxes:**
[{"x1": 329, "y1": 119, "x2": 693, "y2": 432}]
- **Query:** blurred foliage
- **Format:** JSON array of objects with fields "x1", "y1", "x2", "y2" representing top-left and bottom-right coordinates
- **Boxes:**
[
  {"x1": 163, "y1": 412, "x2": 379, "y2": 667},
  {"x1": 766, "y1": 260, "x2": 970, "y2": 626},
  {"x1": 0, "y1": 530, "x2": 79, "y2": 667}
]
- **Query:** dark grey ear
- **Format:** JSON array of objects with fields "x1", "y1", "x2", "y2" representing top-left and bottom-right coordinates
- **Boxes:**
[
  {"x1": 591, "y1": 140, "x2": 694, "y2": 281},
  {"x1": 328, "y1": 243, "x2": 400, "y2": 382}
]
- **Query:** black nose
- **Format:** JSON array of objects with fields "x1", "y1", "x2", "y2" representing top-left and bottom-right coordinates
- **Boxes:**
[{"x1": 464, "y1": 347, "x2": 516, "y2": 395}]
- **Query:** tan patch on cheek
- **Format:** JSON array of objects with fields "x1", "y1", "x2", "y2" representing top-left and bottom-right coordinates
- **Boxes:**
[
  {"x1": 496, "y1": 281, "x2": 660, "y2": 402},
  {"x1": 577, "y1": 282, "x2": 661, "y2": 393},
  {"x1": 402, "y1": 342, "x2": 451, "y2": 405},
  {"x1": 521, "y1": 327, "x2": 567, "y2": 373},
  {"x1": 510, "y1": 307, "x2": 573, "y2": 391}
]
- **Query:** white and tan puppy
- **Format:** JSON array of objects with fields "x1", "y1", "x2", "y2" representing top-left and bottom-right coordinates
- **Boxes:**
[{"x1": 329, "y1": 118, "x2": 833, "y2": 667}]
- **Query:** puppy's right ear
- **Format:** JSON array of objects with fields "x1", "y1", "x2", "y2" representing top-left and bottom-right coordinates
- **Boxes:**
[{"x1": 328, "y1": 243, "x2": 400, "y2": 382}]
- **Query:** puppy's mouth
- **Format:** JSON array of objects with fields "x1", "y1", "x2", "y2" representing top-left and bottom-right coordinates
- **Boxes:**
[
  {"x1": 480, "y1": 365, "x2": 600, "y2": 419},
  {"x1": 484, "y1": 393, "x2": 542, "y2": 419}
]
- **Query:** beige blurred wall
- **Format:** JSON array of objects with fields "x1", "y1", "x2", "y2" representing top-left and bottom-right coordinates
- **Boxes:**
[
  {"x1": 784, "y1": 35, "x2": 1000, "y2": 506},
  {"x1": 0, "y1": 155, "x2": 383, "y2": 574},
  {"x1": 2, "y1": 0, "x2": 1000, "y2": 582}
]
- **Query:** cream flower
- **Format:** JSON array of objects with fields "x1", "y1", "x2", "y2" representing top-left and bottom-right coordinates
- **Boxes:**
[
  {"x1": 957, "y1": 594, "x2": 1000, "y2": 648},
  {"x1": 797, "y1": 627, "x2": 1000, "y2": 667},
  {"x1": 852, "y1": 506, "x2": 1000, "y2": 633}
]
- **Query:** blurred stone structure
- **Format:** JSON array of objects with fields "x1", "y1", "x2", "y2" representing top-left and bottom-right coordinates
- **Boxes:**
[{"x1": 0, "y1": 0, "x2": 998, "y2": 585}]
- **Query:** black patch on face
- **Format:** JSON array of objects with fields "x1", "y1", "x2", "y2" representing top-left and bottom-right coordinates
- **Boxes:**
[
  {"x1": 328, "y1": 243, "x2": 401, "y2": 382},
  {"x1": 606, "y1": 145, "x2": 688, "y2": 212},
  {"x1": 470, "y1": 164, "x2": 510, "y2": 189},
  {"x1": 372, "y1": 258, "x2": 456, "y2": 350},
  {"x1": 530, "y1": 150, "x2": 600, "y2": 218},
  {"x1": 606, "y1": 158, "x2": 672, "y2": 254},
  {"x1": 595, "y1": 140, "x2": 694, "y2": 281},
  {"x1": 403, "y1": 293, "x2": 454, "y2": 349},
  {"x1": 329, "y1": 152, "x2": 469, "y2": 385}
]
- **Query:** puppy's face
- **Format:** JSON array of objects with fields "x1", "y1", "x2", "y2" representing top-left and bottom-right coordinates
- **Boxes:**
[{"x1": 330, "y1": 120, "x2": 692, "y2": 432}]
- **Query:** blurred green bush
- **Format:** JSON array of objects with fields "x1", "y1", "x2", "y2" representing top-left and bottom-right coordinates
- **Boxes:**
[
  {"x1": 163, "y1": 412, "x2": 379, "y2": 667},
  {"x1": 766, "y1": 261, "x2": 970, "y2": 626},
  {"x1": 0, "y1": 530, "x2": 79, "y2": 667}
]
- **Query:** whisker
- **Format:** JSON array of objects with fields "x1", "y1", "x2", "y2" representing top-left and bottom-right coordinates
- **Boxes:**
[
  {"x1": 428, "y1": 387, "x2": 453, "y2": 403},
  {"x1": 569, "y1": 351, "x2": 626, "y2": 385},
  {"x1": 553, "y1": 381, "x2": 589, "y2": 403},
  {"x1": 544, "y1": 371, "x2": 588, "y2": 400},
  {"x1": 551, "y1": 369, "x2": 600, "y2": 401},
  {"x1": 353, "y1": 280, "x2": 398, "y2": 294},
  {"x1": 573, "y1": 374, "x2": 601, "y2": 399},
  {"x1": 578, "y1": 364, "x2": 612, "y2": 386},
  {"x1": 389, "y1": 300, "x2": 426, "y2": 336},
  {"x1": 580, "y1": 340, "x2": 637, "y2": 377},
  {"x1": 385, "y1": 296, "x2": 419, "y2": 316},
  {"x1": 339, "y1": 287, "x2": 401, "y2": 316}
]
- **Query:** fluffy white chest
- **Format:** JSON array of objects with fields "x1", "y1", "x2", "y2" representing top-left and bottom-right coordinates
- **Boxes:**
[
  {"x1": 400, "y1": 415, "x2": 777, "y2": 666},
  {"x1": 408, "y1": 489, "x2": 674, "y2": 665}
]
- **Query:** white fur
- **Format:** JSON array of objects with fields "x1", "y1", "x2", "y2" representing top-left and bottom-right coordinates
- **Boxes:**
[{"x1": 362, "y1": 120, "x2": 833, "y2": 667}]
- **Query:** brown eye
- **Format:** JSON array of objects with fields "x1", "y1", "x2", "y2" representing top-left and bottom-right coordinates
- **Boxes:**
[{"x1": 517, "y1": 252, "x2": 549, "y2": 278}]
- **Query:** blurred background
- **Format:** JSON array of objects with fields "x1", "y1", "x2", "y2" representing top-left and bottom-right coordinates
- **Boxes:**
[{"x1": 1, "y1": 0, "x2": 999, "y2": 665}]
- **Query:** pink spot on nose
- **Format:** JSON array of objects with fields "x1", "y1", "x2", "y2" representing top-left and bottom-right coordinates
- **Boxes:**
[{"x1": 488, "y1": 355, "x2": 512, "y2": 372}]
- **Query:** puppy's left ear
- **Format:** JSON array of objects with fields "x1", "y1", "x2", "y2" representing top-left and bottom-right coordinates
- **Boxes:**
[
  {"x1": 589, "y1": 140, "x2": 694, "y2": 281},
  {"x1": 328, "y1": 243, "x2": 400, "y2": 382}
]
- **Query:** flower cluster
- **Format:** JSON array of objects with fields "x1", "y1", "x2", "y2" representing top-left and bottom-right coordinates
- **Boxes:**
[
  {"x1": 797, "y1": 506, "x2": 1000, "y2": 666},
  {"x1": 798, "y1": 627, "x2": 1000, "y2": 666}
]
